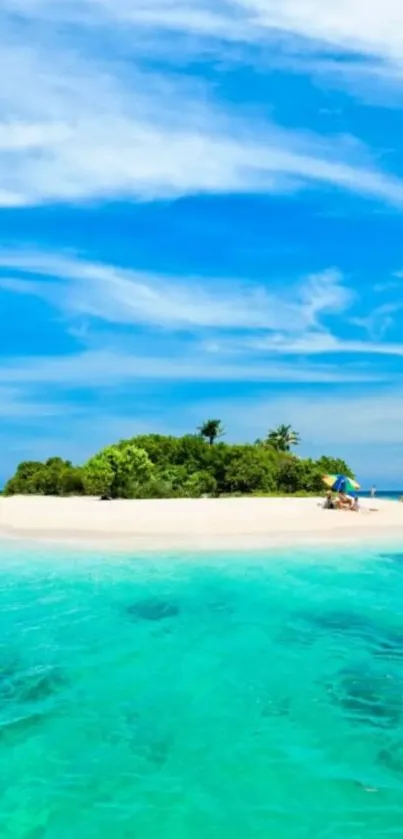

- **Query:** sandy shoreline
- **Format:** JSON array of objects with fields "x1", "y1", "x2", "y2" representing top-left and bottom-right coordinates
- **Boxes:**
[{"x1": 1, "y1": 495, "x2": 403, "y2": 552}]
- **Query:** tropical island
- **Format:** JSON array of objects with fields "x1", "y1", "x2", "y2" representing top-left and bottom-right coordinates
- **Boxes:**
[
  {"x1": 2, "y1": 422, "x2": 401, "y2": 549},
  {"x1": 4, "y1": 421, "x2": 353, "y2": 499}
]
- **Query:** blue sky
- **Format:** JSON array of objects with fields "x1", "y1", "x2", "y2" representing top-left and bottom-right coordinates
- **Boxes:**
[{"x1": 2, "y1": 1, "x2": 403, "y2": 486}]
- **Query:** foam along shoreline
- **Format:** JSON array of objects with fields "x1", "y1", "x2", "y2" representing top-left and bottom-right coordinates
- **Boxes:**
[{"x1": 0, "y1": 495, "x2": 402, "y2": 551}]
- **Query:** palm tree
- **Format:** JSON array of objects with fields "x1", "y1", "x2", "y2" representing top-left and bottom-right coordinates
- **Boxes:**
[
  {"x1": 198, "y1": 419, "x2": 225, "y2": 445},
  {"x1": 266, "y1": 424, "x2": 300, "y2": 453}
]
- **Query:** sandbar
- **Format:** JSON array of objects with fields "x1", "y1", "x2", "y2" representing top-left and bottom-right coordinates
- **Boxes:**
[{"x1": 0, "y1": 495, "x2": 402, "y2": 551}]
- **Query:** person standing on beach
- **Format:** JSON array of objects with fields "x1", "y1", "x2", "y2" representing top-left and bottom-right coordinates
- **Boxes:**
[{"x1": 370, "y1": 485, "x2": 376, "y2": 499}]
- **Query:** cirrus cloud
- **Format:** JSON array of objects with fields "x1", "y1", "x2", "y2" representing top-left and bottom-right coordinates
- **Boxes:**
[{"x1": 0, "y1": 1, "x2": 402, "y2": 206}]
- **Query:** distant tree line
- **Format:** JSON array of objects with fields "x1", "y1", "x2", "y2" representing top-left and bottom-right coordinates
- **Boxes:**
[{"x1": 3, "y1": 422, "x2": 354, "y2": 499}]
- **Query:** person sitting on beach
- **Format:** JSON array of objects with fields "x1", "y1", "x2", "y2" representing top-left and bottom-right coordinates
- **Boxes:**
[
  {"x1": 335, "y1": 492, "x2": 355, "y2": 510},
  {"x1": 323, "y1": 490, "x2": 335, "y2": 510}
]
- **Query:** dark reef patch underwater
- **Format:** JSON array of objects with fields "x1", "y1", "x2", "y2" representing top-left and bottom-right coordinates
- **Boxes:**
[
  {"x1": 0, "y1": 542, "x2": 402, "y2": 838},
  {"x1": 126, "y1": 597, "x2": 180, "y2": 622}
]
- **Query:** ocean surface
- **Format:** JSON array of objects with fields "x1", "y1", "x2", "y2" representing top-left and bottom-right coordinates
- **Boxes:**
[
  {"x1": 359, "y1": 490, "x2": 402, "y2": 501},
  {"x1": 1, "y1": 543, "x2": 403, "y2": 838}
]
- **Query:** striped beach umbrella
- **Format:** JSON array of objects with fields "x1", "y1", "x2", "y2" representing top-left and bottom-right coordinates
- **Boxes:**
[{"x1": 323, "y1": 474, "x2": 360, "y2": 493}]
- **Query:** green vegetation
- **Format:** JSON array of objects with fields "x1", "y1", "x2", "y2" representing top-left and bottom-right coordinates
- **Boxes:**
[
  {"x1": 5, "y1": 458, "x2": 84, "y2": 497},
  {"x1": 198, "y1": 419, "x2": 225, "y2": 445},
  {"x1": 265, "y1": 423, "x2": 300, "y2": 452},
  {"x1": 3, "y1": 424, "x2": 354, "y2": 499}
]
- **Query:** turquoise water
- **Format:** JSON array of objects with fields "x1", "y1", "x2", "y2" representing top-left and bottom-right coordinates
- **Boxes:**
[
  {"x1": 359, "y1": 491, "x2": 402, "y2": 500},
  {"x1": 1, "y1": 543, "x2": 403, "y2": 838}
]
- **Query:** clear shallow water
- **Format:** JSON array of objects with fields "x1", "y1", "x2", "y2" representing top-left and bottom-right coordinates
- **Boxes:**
[
  {"x1": 1, "y1": 543, "x2": 403, "y2": 838},
  {"x1": 359, "y1": 491, "x2": 402, "y2": 501}
]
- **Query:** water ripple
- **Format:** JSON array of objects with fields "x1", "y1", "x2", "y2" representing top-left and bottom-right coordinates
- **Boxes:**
[{"x1": 0, "y1": 543, "x2": 402, "y2": 838}]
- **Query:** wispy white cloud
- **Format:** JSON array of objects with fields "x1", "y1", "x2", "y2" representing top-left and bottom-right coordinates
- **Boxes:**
[
  {"x1": 0, "y1": 348, "x2": 380, "y2": 388},
  {"x1": 8, "y1": 0, "x2": 403, "y2": 61},
  {"x1": 0, "y1": 250, "x2": 386, "y2": 388},
  {"x1": 186, "y1": 385, "x2": 403, "y2": 483},
  {"x1": 4, "y1": 246, "x2": 403, "y2": 398},
  {"x1": 115, "y1": 0, "x2": 403, "y2": 66},
  {"x1": 87, "y1": 0, "x2": 403, "y2": 110},
  {"x1": 350, "y1": 301, "x2": 403, "y2": 341},
  {"x1": 0, "y1": 0, "x2": 256, "y2": 40},
  {"x1": 0, "y1": 251, "x2": 353, "y2": 332},
  {"x1": 209, "y1": 332, "x2": 403, "y2": 358},
  {"x1": 195, "y1": 387, "x2": 403, "y2": 447},
  {"x1": 238, "y1": 0, "x2": 403, "y2": 65},
  {"x1": 0, "y1": 1, "x2": 403, "y2": 205},
  {"x1": 13, "y1": 0, "x2": 403, "y2": 67},
  {"x1": 4, "y1": 249, "x2": 403, "y2": 364},
  {"x1": 0, "y1": 386, "x2": 67, "y2": 418}
]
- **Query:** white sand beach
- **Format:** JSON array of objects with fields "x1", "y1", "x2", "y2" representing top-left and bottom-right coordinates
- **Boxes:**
[{"x1": 0, "y1": 495, "x2": 402, "y2": 551}]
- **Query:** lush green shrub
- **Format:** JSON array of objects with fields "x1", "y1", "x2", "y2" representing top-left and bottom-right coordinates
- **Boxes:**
[
  {"x1": 4, "y1": 427, "x2": 356, "y2": 499},
  {"x1": 175, "y1": 435, "x2": 212, "y2": 471},
  {"x1": 182, "y1": 470, "x2": 217, "y2": 498},
  {"x1": 4, "y1": 459, "x2": 84, "y2": 496},
  {"x1": 224, "y1": 446, "x2": 278, "y2": 494},
  {"x1": 82, "y1": 444, "x2": 154, "y2": 498},
  {"x1": 276, "y1": 458, "x2": 322, "y2": 494},
  {"x1": 121, "y1": 435, "x2": 180, "y2": 468}
]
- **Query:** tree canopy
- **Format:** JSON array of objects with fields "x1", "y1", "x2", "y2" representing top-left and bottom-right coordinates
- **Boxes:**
[
  {"x1": 265, "y1": 424, "x2": 301, "y2": 452},
  {"x1": 3, "y1": 424, "x2": 355, "y2": 499},
  {"x1": 198, "y1": 419, "x2": 225, "y2": 445}
]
